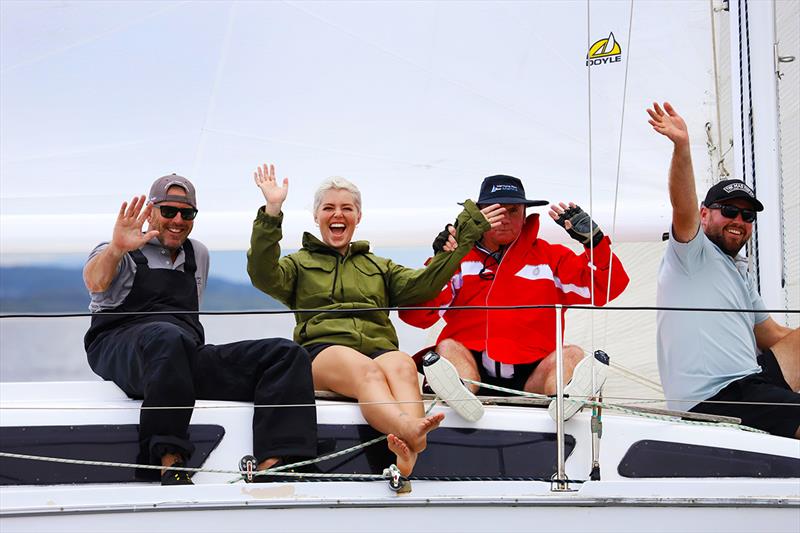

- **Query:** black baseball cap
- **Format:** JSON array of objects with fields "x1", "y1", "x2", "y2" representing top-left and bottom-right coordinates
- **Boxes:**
[
  {"x1": 702, "y1": 179, "x2": 763, "y2": 212},
  {"x1": 475, "y1": 175, "x2": 548, "y2": 207}
]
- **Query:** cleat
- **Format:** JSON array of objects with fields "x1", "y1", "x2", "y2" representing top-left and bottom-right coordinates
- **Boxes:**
[
  {"x1": 422, "y1": 351, "x2": 484, "y2": 422},
  {"x1": 549, "y1": 350, "x2": 610, "y2": 421},
  {"x1": 239, "y1": 455, "x2": 258, "y2": 483}
]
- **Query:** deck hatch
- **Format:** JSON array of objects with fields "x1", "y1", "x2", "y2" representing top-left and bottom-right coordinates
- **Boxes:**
[
  {"x1": 618, "y1": 439, "x2": 800, "y2": 478},
  {"x1": 311, "y1": 424, "x2": 576, "y2": 480},
  {"x1": 0, "y1": 424, "x2": 224, "y2": 485}
]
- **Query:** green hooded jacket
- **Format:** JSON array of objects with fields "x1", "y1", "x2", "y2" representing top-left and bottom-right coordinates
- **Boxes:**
[{"x1": 247, "y1": 200, "x2": 489, "y2": 354}]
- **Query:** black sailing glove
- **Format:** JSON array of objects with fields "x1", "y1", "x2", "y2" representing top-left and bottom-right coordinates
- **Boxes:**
[
  {"x1": 554, "y1": 205, "x2": 604, "y2": 248},
  {"x1": 432, "y1": 223, "x2": 456, "y2": 255}
]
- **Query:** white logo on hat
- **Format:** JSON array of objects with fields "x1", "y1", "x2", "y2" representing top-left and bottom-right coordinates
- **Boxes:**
[
  {"x1": 491, "y1": 184, "x2": 518, "y2": 193},
  {"x1": 723, "y1": 182, "x2": 753, "y2": 196}
]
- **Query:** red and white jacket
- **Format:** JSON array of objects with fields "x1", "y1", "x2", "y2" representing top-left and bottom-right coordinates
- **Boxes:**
[{"x1": 399, "y1": 214, "x2": 630, "y2": 364}]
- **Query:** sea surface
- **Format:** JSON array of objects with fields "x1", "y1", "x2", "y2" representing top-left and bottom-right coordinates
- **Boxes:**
[{"x1": 0, "y1": 314, "x2": 433, "y2": 383}]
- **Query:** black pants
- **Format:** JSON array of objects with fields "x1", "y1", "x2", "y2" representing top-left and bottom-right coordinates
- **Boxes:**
[
  {"x1": 87, "y1": 321, "x2": 317, "y2": 464},
  {"x1": 690, "y1": 349, "x2": 800, "y2": 438}
]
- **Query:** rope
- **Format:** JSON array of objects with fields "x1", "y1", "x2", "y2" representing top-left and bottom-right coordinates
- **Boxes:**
[
  {"x1": 2, "y1": 303, "x2": 797, "y2": 319},
  {"x1": 460, "y1": 378, "x2": 769, "y2": 433},
  {"x1": 0, "y1": 451, "x2": 585, "y2": 485},
  {"x1": 0, "y1": 451, "x2": 387, "y2": 481},
  {"x1": 2, "y1": 395, "x2": 795, "y2": 411}
]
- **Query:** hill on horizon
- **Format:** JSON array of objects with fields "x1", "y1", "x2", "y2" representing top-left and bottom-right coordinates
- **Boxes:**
[{"x1": 0, "y1": 266, "x2": 284, "y2": 313}]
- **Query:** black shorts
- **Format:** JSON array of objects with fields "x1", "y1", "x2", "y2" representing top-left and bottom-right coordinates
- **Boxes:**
[
  {"x1": 470, "y1": 350, "x2": 541, "y2": 397},
  {"x1": 305, "y1": 343, "x2": 394, "y2": 363},
  {"x1": 689, "y1": 349, "x2": 800, "y2": 438}
]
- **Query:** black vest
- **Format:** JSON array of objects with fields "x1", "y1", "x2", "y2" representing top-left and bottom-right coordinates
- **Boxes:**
[{"x1": 84, "y1": 240, "x2": 205, "y2": 349}]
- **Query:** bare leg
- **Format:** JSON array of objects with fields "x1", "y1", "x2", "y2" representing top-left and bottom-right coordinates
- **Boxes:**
[
  {"x1": 375, "y1": 351, "x2": 425, "y2": 418},
  {"x1": 523, "y1": 345, "x2": 584, "y2": 396},
  {"x1": 770, "y1": 328, "x2": 800, "y2": 391},
  {"x1": 435, "y1": 338, "x2": 481, "y2": 393},
  {"x1": 312, "y1": 345, "x2": 443, "y2": 454}
]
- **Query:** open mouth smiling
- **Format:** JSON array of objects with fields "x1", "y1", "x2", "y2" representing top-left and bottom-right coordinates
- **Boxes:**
[{"x1": 725, "y1": 226, "x2": 744, "y2": 236}]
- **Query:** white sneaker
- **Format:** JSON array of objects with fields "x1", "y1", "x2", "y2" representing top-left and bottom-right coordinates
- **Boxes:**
[
  {"x1": 422, "y1": 351, "x2": 484, "y2": 422},
  {"x1": 548, "y1": 350, "x2": 610, "y2": 421}
]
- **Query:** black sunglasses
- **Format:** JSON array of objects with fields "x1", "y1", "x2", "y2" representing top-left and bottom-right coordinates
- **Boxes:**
[
  {"x1": 707, "y1": 203, "x2": 756, "y2": 223},
  {"x1": 158, "y1": 205, "x2": 198, "y2": 220}
]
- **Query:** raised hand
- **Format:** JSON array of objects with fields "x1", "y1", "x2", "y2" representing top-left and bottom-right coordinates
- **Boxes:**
[
  {"x1": 647, "y1": 102, "x2": 689, "y2": 145},
  {"x1": 110, "y1": 195, "x2": 159, "y2": 254},
  {"x1": 550, "y1": 202, "x2": 604, "y2": 248},
  {"x1": 432, "y1": 224, "x2": 457, "y2": 254},
  {"x1": 479, "y1": 203, "x2": 507, "y2": 229},
  {"x1": 431, "y1": 204, "x2": 507, "y2": 254},
  {"x1": 254, "y1": 163, "x2": 289, "y2": 216}
]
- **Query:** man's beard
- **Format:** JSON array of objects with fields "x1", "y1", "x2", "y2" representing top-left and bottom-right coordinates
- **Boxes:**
[{"x1": 705, "y1": 225, "x2": 747, "y2": 257}]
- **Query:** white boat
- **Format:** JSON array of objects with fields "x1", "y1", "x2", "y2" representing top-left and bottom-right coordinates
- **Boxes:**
[
  {"x1": 1, "y1": 381, "x2": 798, "y2": 532},
  {"x1": 1, "y1": 0, "x2": 798, "y2": 531}
]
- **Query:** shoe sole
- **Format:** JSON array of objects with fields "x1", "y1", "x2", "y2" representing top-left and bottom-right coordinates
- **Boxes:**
[
  {"x1": 548, "y1": 351, "x2": 609, "y2": 421},
  {"x1": 422, "y1": 352, "x2": 484, "y2": 422}
]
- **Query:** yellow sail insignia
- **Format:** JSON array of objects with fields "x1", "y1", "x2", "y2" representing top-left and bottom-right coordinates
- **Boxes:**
[{"x1": 586, "y1": 32, "x2": 622, "y2": 66}]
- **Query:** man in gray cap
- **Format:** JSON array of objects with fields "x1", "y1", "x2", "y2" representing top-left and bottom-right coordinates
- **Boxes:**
[
  {"x1": 648, "y1": 102, "x2": 799, "y2": 438},
  {"x1": 83, "y1": 174, "x2": 318, "y2": 484}
]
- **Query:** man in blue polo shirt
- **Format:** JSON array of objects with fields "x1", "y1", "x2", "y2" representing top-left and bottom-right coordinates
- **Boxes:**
[{"x1": 648, "y1": 102, "x2": 798, "y2": 438}]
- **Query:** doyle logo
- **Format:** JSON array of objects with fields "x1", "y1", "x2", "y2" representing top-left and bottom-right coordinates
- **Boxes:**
[
  {"x1": 586, "y1": 32, "x2": 622, "y2": 66},
  {"x1": 491, "y1": 184, "x2": 518, "y2": 193}
]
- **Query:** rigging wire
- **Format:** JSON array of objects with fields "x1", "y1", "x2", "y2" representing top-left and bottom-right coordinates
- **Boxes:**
[
  {"x1": 1, "y1": 396, "x2": 794, "y2": 411},
  {"x1": 585, "y1": 0, "x2": 597, "y2": 396},
  {"x1": 604, "y1": 0, "x2": 635, "y2": 348},
  {"x1": 2, "y1": 303, "x2": 795, "y2": 319}
]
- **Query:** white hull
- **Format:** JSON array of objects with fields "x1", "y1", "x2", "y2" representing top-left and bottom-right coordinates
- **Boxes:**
[
  {"x1": 2, "y1": 484, "x2": 798, "y2": 533},
  {"x1": 1, "y1": 381, "x2": 798, "y2": 531}
]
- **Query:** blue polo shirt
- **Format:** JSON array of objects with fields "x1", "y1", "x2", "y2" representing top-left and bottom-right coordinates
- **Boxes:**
[{"x1": 656, "y1": 226, "x2": 768, "y2": 411}]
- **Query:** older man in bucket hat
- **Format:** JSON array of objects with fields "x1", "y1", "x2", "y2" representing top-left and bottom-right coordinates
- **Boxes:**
[
  {"x1": 401, "y1": 175, "x2": 630, "y2": 422},
  {"x1": 83, "y1": 174, "x2": 318, "y2": 484},
  {"x1": 648, "y1": 101, "x2": 799, "y2": 438}
]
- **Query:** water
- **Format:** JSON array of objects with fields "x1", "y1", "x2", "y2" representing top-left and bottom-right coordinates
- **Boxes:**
[{"x1": 0, "y1": 314, "x2": 433, "y2": 383}]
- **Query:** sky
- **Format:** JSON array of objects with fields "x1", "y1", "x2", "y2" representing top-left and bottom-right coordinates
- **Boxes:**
[{"x1": 0, "y1": 0, "x2": 718, "y2": 258}]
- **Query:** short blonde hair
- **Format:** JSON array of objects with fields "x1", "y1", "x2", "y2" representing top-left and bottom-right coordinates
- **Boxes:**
[{"x1": 313, "y1": 176, "x2": 362, "y2": 214}]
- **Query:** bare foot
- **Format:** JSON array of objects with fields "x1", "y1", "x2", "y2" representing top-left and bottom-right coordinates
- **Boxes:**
[
  {"x1": 400, "y1": 412, "x2": 445, "y2": 453},
  {"x1": 387, "y1": 434, "x2": 417, "y2": 477}
]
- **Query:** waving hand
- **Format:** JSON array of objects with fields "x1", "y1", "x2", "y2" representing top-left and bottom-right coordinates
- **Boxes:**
[
  {"x1": 647, "y1": 102, "x2": 689, "y2": 146},
  {"x1": 254, "y1": 163, "x2": 289, "y2": 216},
  {"x1": 111, "y1": 195, "x2": 159, "y2": 253}
]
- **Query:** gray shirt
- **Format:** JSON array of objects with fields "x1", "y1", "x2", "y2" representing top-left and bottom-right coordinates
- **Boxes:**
[
  {"x1": 656, "y1": 226, "x2": 768, "y2": 411},
  {"x1": 86, "y1": 238, "x2": 209, "y2": 312}
]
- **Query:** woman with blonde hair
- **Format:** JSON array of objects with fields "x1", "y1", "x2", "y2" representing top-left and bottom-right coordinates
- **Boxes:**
[{"x1": 247, "y1": 163, "x2": 502, "y2": 475}]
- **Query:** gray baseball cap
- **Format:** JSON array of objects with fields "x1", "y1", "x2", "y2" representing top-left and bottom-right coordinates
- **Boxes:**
[{"x1": 148, "y1": 173, "x2": 197, "y2": 209}]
